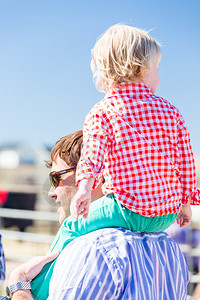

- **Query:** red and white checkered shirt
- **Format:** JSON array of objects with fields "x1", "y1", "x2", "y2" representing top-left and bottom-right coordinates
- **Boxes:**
[{"x1": 76, "y1": 82, "x2": 200, "y2": 217}]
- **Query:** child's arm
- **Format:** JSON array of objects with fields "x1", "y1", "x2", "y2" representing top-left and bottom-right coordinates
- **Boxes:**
[
  {"x1": 177, "y1": 113, "x2": 200, "y2": 205},
  {"x1": 70, "y1": 178, "x2": 95, "y2": 220},
  {"x1": 177, "y1": 195, "x2": 192, "y2": 228},
  {"x1": 76, "y1": 107, "x2": 110, "y2": 195}
]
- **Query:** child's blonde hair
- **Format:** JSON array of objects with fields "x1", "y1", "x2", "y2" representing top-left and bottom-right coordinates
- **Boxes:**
[{"x1": 91, "y1": 24, "x2": 161, "y2": 92}]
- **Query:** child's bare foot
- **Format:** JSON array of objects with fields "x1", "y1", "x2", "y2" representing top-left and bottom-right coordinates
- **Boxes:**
[{"x1": 177, "y1": 203, "x2": 192, "y2": 228}]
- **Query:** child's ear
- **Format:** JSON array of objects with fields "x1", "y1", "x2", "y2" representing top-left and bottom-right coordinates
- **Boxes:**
[{"x1": 138, "y1": 66, "x2": 146, "y2": 79}]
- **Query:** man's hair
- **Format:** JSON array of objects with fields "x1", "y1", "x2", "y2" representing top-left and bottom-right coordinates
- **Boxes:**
[
  {"x1": 47, "y1": 130, "x2": 83, "y2": 168},
  {"x1": 91, "y1": 24, "x2": 161, "y2": 92}
]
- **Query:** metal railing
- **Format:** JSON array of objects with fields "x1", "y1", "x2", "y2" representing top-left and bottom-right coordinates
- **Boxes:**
[
  {"x1": 0, "y1": 208, "x2": 58, "y2": 246},
  {"x1": 0, "y1": 208, "x2": 58, "y2": 222}
]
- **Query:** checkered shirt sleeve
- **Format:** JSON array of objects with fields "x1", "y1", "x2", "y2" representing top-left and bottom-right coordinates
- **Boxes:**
[
  {"x1": 76, "y1": 104, "x2": 110, "y2": 189},
  {"x1": 177, "y1": 114, "x2": 200, "y2": 205},
  {"x1": 76, "y1": 82, "x2": 200, "y2": 216}
]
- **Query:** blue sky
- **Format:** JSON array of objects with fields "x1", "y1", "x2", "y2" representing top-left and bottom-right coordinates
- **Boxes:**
[{"x1": 0, "y1": 0, "x2": 200, "y2": 156}]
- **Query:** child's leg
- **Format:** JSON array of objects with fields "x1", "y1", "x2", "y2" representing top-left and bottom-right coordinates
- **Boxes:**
[
  {"x1": 54, "y1": 193, "x2": 151, "y2": 251},
  {"x1": 60, "y1": 194, "x2": 178, "y2": 237},
  {"x1": 143, "y1": 212, "x2": 178, "y2": 232}
]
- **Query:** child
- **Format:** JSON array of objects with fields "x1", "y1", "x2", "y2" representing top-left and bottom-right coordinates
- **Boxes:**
[
  {"x1": 71, "y1": 24, "x2": 200, "y2": 231},
  {"x1": 30, "y1": 25, "x2": 200, "y2": 300}
]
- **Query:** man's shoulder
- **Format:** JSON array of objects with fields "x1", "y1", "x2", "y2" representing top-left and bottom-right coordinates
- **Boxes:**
[
  {"x1": 67, "y1": 227, "x2": 176, "y2": 250},
  {"x1": 78, "y1": 227, "x2": 172, "y2": 239},
  {"x1": 49, "y1": 228, "x2": 188, "y2": 300},
  {"x1": 56, "y1": 227, "x2": 182, "y2": 268}
]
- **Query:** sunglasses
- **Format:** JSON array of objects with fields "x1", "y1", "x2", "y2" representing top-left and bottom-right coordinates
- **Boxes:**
[{"x1": 49, "y1": 167, "x2": 76, "y2": 188}]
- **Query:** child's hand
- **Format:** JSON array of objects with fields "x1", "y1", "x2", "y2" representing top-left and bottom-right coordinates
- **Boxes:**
[
  {"x1": 177, "y1": 203, "x2": 192, "y2": 228},
  {"x1": 70, "y1": 189, "x2": 91, "y2": 220}
]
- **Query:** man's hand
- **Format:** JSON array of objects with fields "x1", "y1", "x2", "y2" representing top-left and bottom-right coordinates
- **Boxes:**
[
  {"x1": 6, "y1": 250, "x2": 59, "y2": 300},
  {"x1": 70, "y1": 178, "x2": 94, "y2": 220},
  {"x1": 177, "y1": 203, "x2": 192, "y2": 228},
  {"x1": 9, "y1": 250, "x2": 60, "y2": 285}
]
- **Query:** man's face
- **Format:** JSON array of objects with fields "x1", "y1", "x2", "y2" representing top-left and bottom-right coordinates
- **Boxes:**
[{"x1": 48, "y1": 154, "x2": 77, "y2": 224}]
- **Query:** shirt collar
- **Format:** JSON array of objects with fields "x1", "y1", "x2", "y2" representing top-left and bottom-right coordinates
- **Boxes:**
[{"x1": 106, "y1": 82, "x2": 152, "y2": 97}]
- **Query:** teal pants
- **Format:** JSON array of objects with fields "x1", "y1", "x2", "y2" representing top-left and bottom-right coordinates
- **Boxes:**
[{"x1": 31, "y1": 194, "x2": 178, "y2": 300}]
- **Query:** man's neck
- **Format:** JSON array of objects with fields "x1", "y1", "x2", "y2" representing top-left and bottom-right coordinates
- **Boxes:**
[{"x1": 91, "y1": 182, "x2": 104, "y2": 202}]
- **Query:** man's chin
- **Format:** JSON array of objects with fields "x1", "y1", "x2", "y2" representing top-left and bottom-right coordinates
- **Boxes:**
[{"x1": 58, "y1": 207, "x2": 66, "y2": 224}]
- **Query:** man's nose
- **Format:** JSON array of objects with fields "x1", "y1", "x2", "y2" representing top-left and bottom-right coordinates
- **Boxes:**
[{"x1": 48, "y1": 187, "x2": 57, "y2": 199}]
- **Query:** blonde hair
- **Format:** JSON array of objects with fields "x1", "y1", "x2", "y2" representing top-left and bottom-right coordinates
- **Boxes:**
[{"x1": 91, "y1": 24, "x2": 161, "y2": 92}]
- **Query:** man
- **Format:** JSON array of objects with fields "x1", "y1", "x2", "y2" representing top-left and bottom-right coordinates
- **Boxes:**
[{"x1": 3, "y1": 130, "x2": 189, "y2": 300}]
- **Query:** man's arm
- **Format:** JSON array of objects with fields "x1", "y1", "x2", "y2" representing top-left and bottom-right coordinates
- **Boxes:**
[
  {"x1": 6, "y1": 250, "x2": 59, "y2": 300},
  {"x1": 12, "y1": 290, "x2": 33, "y2": 300}
]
